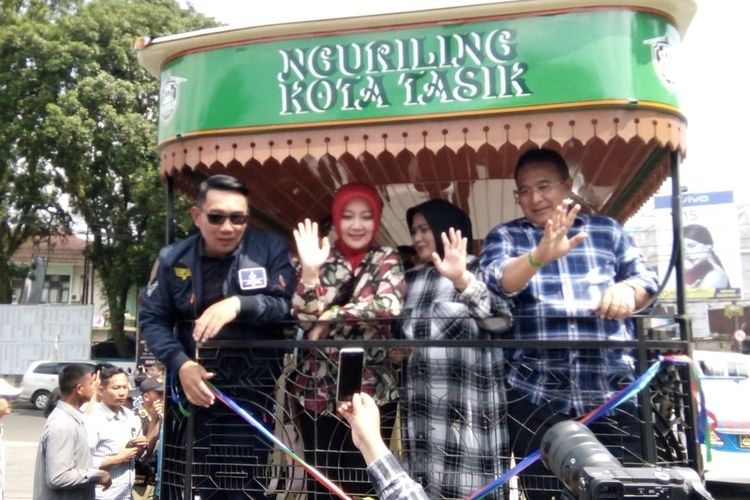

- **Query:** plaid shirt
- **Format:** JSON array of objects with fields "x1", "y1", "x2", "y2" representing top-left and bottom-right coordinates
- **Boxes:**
[
  {"x1": 479, "y1": 214, "x2": 658, "y2": 415},
  {"x1": 85, "y1": 403, "x2": 142, "y2": 500},
  {"x1": 368, "y1": 453, "x2": 429, "y2": 500},
  {"x1": 400, "y1": 257, "x2": 511, "y2": 498}
]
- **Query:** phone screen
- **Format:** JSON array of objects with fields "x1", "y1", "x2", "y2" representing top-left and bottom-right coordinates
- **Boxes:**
[{"x1": 336, "y1": 348, "x2": 364, "y2": 402}]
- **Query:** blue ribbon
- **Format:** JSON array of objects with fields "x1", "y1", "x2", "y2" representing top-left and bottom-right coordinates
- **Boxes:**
[{"x1": 469, "y1": 356, "x2": 707, "y2": 500}]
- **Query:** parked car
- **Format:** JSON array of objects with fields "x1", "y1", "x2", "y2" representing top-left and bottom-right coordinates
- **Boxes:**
[
  {"x1": 693, "y1": 350, "x2": 750, "y2": 485},
  {"x1": 20, "y1": 360, "x2": 96, "y2": 410},
  {"x1": 694, "y1": 349, "x2": 750, "y2": 379}
]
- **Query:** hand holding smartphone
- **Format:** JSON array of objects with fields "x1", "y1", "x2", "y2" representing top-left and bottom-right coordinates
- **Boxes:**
[{"x1": 336, "y1": 347, "x2": 365, "y2": 402}]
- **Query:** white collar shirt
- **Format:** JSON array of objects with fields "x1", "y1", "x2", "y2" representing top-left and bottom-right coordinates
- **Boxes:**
[{"x1": 84, "y1": 402, "x2": 142, "y2": 500}]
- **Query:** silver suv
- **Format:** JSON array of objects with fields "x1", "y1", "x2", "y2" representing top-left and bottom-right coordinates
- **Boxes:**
[{"x1": 20, "y1": 360, "x2": 96, "y2": 410}]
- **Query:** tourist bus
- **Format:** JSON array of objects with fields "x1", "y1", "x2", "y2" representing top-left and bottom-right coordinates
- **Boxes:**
[{"x1": 137, "y1": 1, "x2": 701, "y2": 498}]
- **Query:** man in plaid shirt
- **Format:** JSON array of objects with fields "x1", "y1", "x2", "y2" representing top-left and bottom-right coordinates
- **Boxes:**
[
  {"x1": 85, "y1": 366, "x2": 146, "y2": 500},
  {"x1": 479, "y1": 148, "x2": 659, "y2": 500},
  {"x1": 338, "y1": 393, "x2": 428, "y2": 500}
]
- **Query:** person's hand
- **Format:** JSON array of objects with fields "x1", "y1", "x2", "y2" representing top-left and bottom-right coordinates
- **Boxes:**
[
  {"x1": 432, "y1": 228, "x2": 472, "y2": 291},
  {"x1": 193, "y1": 296, "x2": 240, "y2": 343},
  {"x1": 594, "y1": 282, "x2": 636, "y2": 320},
  {"x1": 178, "y1": 360, "x2": 215, "y2": 407},
  {"x1": 534, "y1": 203, "x2": 588, "y2": 265},
  {"x1": 294, "y1": 219, "x2": 330, "y2": 285},
  {"x1": 337, "y1": 393, "x2": 390, "y2": 465},
  {"x1": 128, "y1": 436, "x2": 148, "y2": 450},
  {"x1": 98, "y1": 470, "x2": 112, "y2": 489},
  {"x1": 116, "y1": 445, "x2": 140, "y2": 463},
  {"x1": 307, "y1": 308, "x2": 335, "y2": 341},
  {"x1": 91, "y1": 370, "x2": 101, "y2": 397},
  {"x1": 145, "y1": 400, "x2": 161, "y2": 420},
  {"x1": 83, "y1": 371, "x2": 101, "y2": 415},
  {"x1": 152, "y1": 399, "x2": 164, "y2": 418},
  {"x1": 0, "y1": 398, "x2": 10, "y2": 417}
]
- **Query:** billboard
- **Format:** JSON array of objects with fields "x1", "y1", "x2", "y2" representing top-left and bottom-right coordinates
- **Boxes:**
[
  {"x1": 154, "y1": 10, "x2": 680, "y2": 142},
  {"x1": 654, "y1": 191, "x2": 742, "y2": 300}
]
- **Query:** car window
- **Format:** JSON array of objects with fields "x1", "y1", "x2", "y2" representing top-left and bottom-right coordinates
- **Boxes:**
[
  {"x1": 61, "y1": 362, "x2": 97, "y2": 372},
  {"x1": 701, "y1": 360, "x2": 725, "y2": 377},
  {"x1": 696, "y1": 354, "x2": 750, "y2": 378},
  {"x1": 33, "y1": 363, "x2": 59, "y2": 375},
  {"x1": 727, "y1": 362, "x2": 749, "y2": 378}
]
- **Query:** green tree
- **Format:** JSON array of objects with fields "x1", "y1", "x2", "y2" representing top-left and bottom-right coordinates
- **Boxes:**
[
  {"x1": 0, "y1": 2, "x2": 76, "y2": 303},
  {"x1": 36, "y1": 0, "x2": 212, "y2": 354}
]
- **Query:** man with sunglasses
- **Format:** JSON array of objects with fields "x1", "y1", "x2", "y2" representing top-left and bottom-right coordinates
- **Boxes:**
[
  {"x1": 139, "y1": 174, "x2": 296, "y2": 497},
  {"x1": 479, "y1": 148, "x2": 659, "y2": 500}
]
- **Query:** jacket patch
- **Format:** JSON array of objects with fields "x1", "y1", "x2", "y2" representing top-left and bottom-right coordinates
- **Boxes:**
[
  {"x1": 239, "y1": 267, "x2": 267, "y2": 290},
  {"x1": 174, "y1": 265, "x2": 191, "y2": 281}
]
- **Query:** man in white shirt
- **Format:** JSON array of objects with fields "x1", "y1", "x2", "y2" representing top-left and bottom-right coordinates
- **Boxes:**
[{"x1": 85, "y1": 366, "x2": 147, "y2": 499}]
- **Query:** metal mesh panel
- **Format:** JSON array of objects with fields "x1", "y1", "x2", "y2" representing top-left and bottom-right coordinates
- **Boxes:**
[{"x1": 158, "y1": 328, "x2": 695, "y2": 500}]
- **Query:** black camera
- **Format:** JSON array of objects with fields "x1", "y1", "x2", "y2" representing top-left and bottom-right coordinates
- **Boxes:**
[{"x1": 540, "y1": 420, "x2": 714, "y2": 500}]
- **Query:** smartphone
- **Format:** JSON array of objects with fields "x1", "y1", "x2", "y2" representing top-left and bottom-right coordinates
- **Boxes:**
[{"x1": 336, "y1": 347, "x2": 365, "y2": 402}]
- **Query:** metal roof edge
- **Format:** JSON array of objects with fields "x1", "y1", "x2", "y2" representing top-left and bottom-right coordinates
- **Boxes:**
[{"x1": 136, "y1": 0, "x2": 696, "y2": 76}]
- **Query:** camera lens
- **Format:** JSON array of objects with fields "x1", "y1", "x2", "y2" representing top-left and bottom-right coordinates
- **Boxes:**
[{"x1": 540, "y1": 420, "x2": 622, "y2": 497}]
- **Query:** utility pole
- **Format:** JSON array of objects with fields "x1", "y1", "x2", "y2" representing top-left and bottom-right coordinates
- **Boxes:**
[{"x1": 725, "y1": 301, "x2": 746, "y2": 351}]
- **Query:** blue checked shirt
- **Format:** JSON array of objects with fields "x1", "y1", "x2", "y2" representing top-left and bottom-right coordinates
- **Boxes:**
[
  {"x1": 368, "y1": 453, "x2": 429, "y2": 500},
  {"x1": 84, "y1": 403, "x2": 142, "y2": 500},
  {"x1": 479, "y1": 214, "x2": 659, "y2": 415}
]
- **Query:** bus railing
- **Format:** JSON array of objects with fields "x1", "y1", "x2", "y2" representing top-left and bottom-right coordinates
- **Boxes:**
[{"x1": 158, "y1": 314, "x2": 698, "y2": 500}]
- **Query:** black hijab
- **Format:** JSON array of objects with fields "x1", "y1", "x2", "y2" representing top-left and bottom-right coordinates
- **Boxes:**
[{"x1": 405, "y1": 199, "x2": 473, "y2": 259}]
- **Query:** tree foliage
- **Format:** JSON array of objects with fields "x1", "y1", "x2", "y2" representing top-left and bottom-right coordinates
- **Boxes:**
[
  {"x1": 0, "y1": 0, "x2": 77, "y2": 302},
  {"x1": 2, "y1": 0, "x2": 214, "y2": 353}
]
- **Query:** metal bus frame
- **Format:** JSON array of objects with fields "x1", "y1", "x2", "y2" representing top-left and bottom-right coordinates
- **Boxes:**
[{"x1": 137, "y1": 1, "x2": 700, "y2": 497}]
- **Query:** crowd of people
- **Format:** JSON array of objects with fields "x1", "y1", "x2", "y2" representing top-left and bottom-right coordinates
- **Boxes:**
[
  {"x1": 32, "y1": 362, "x2": 165, "y2": 499},
  {"x1": 15, "y1": 147, "x2": 659, "y2": 500}
]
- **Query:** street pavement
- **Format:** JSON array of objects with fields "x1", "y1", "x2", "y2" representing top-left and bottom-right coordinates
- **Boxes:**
[
  {"x1": 3, "y1": 402, "x2": 44, "y2": 500},
  {"x1": 5, "y1": 440, "x2": 37, "y2": 500}
]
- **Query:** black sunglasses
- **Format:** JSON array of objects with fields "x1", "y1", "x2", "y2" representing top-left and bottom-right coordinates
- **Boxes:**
[{"x1": 201, "y1": 210, "x2": 249, "y2": 226}]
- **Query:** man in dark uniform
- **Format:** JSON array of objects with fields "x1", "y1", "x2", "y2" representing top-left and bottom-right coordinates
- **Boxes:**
[
  {"x1": 139, "y1": 174, "x2": 296, "y2": 498},
  {"x1": 133, "y1": 377, "x2": 164, "y2": 500}
]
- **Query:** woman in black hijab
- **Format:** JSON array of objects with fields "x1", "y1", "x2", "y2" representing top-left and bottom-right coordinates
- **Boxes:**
[{"x1": 400, "y1": 199, "x2": 512, "y2": 499}]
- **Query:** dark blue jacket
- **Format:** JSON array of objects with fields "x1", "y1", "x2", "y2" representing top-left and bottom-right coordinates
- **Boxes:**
[{"x1": 138, "y1": 228, "x2": 296, "y2": 373}]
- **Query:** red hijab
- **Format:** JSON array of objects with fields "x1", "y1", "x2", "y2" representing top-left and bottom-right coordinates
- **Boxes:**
[{"x1": 331, "y1": 183, "x2": 382, "y2": 270}]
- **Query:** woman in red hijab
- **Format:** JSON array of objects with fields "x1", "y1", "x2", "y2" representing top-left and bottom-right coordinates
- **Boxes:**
[{"x1": 291, "y1": 182, "x2": 405, "y2": 498}]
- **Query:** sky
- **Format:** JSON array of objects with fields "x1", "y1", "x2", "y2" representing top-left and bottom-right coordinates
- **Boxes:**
[{"x1": 177, "y1": 0, "x2": 748, "y2": 198}]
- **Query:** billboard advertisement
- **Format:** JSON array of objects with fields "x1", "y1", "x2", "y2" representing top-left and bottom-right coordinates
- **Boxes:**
[{"x1": 654, "y1": 191, "x2": 742, "y2": 300}]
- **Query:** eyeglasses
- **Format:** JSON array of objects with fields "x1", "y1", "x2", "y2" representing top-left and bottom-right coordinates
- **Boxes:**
[
  {"x1": 514, "y1": 180, "x2": 565, "y2": 200},
  {"x1": 201, "y1": 209, "x2": 249, "y2": 226}
]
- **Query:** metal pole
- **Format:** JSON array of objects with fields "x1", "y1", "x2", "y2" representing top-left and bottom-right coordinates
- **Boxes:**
[
  {"x1": 635, "y1": 317, "x2": 656, "y2": 463},
  {"x1": 670, "y1": 150, "x2": 687, "y2": 318},
  {"x1": 166, "y1": 176, "x2": 175, "y2": 245},
  {"x1": 670, "y1": 149, "x2": 703, "y2": 472},
  {"x1": 184, "y1": 412, "x2": 195, "y2": 498},
  {"x1": 89, "y1": 264, "x2": 95, "y2": 310},
  {"x1": 82, "y1": 228, "x2": 90, "y2": 305}
]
